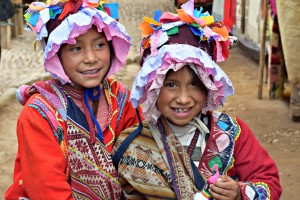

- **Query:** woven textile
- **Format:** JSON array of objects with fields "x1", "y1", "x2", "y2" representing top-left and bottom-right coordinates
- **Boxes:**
[
  {"x1": 5, "y1": 78, "x2": 141, "y2": 199},
  {"x1": 113, "y1": 111, "x2": 281, "y2": 199},
  {"x1": 67, "y1": 97, "x2": 121, "y2": 199}
]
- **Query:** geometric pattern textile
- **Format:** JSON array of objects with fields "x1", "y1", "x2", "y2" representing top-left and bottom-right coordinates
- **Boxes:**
[{"x1": 67, "y1": 97, "x2": 122, "y2": 199}]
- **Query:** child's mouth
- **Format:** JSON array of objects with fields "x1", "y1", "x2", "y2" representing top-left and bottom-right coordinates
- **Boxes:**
[
  {"x1": 82, "y1": 69, "x2": 100, "y2": 75},
  {"x1": 174, "y1": 108, "x2": 190, "y2": 113}
]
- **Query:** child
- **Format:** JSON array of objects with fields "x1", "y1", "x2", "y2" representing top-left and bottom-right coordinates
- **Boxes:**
[
  {"x1": 5, "y1": 0, "x2": 142, "y2": 199},
  {"x1": 112, "y1": 1, "x2": 282, "y2": 199}
]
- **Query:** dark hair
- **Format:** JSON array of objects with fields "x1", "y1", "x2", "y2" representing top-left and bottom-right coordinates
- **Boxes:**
[
  {"x1": 188, "y1": 67, "x2": 208, "y2": 95},
  {"x1": 165, "y1": 65, "x2": 208, "y2": 95},
  {"x1": 44, "y1": 17, "x2": 61, "y2": 44}
]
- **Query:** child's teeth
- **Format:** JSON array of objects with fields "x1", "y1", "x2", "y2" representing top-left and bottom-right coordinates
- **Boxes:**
[
  {"x1": 83, "y1": 69, "x2": 98, "y2": 74},
  {"x1": 176, "y1": 108, "x2": 188, "y2": 113}
]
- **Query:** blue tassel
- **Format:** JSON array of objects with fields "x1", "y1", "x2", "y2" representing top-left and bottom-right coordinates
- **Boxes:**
[{"x1": 83, "y1": 86, "x2": 104, "y2": 141}]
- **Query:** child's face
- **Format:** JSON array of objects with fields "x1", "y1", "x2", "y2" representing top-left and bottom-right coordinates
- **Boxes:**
[
  {"x1": 59, "y1": 27, "x2": 111, "y2": 91},
  {"x1": 156, "y1": 66, "x2": 207, "y2": 126}
]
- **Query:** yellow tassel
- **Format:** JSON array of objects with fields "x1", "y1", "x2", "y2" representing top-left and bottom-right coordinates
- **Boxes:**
[{"x1": 34, "y1": 40, "x2": 37, "y2": 51}]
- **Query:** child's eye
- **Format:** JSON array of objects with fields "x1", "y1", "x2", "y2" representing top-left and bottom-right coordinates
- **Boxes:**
[
  {"x1": 190, "y1": 80, "x2": 197, "y2": 86},
  {"x1": 70, "y1": 46, "x2": 81, "y2": 52},
  {"x1": 95, "y1": 42, "x2": 104, "y2": 48},
  {"x1": 164, "y1": 82, "x2": 176, "y2": 88}
]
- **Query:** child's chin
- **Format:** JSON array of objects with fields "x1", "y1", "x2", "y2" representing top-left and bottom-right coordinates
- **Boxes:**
[
  {"x1": 83, "y1": 81, "x2": 102, "y2": 89},
  {"x1": 169, "y1": 119, "x2": 192, "y2": 126}
]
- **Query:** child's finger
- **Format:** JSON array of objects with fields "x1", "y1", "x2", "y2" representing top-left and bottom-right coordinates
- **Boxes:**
[
  {"x1": 210, "y1": 179, "x2": 241, "y2": 200},
  {"x1": 209, "y1": 187, "x2": 224, "y2": 200},
  {"x1": 214, "y1": 176, "x2": 238, "y2": 190},
  {"x1": 210, "y1": 183, "x2": 230, "y2": 199},
  {"x1": 217, "y1": 175, "x2": 234, "y2": 182}
]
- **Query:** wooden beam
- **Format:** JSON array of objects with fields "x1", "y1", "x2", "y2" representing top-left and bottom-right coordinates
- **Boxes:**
[
  {"x1": 257, "y1": 0, "x2": 268, "y2": 99},
  {"x1": 0, "y1": 22, "x2": 12, "y2": 49}
]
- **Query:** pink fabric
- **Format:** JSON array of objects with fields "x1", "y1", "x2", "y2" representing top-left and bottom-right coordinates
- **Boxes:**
[{"x1": 25, "y1": 3, "x2": 131, "y2": 84}]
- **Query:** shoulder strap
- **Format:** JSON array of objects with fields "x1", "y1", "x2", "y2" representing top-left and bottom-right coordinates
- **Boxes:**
[
  {"x1": 190, "y1": 159, "x2": 206, "y2": 191},
  {"x1": 112, "y1": 108, "x2": 143, "y2": 168}
]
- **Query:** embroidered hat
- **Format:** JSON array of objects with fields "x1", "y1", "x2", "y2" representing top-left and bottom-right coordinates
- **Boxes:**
[
  {"x1": 130, "y1": 0, "x2": 236, "y2": 122},
  {"x1": 24, "y1": 0, "x2": 131, "y2": 84}
]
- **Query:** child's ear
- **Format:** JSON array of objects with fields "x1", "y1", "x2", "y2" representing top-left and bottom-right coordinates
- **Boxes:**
[{"x1": 57, "y1": 47, "x2": 64, "y2": 60}]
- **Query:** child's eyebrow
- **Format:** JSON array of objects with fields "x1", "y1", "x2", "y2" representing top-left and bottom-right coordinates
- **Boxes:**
[
  {"x1": 92, "y1": 35, "x2": 106, "y2": 41},
  {"x1": 164, "y1": 78, "x2": 176, "y2": 82},
  {"x1": 76, "y1": 35, "x2": 106, "y2": 43}
]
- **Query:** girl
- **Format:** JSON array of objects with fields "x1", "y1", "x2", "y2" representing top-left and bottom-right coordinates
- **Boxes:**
[
  {"x1": 112, "y1": 1, "x2": 282, "y2": 199},
  {"x1": 5, "y1": 0, "x2": 141, "y2": 199}
]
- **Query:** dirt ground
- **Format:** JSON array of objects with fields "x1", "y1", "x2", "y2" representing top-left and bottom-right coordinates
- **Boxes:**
[{"x1": 1, "y1": 0, "x2": 300, "y2": 199}]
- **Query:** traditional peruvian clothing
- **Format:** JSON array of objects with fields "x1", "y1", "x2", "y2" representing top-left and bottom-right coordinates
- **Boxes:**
[
  {"x1": 5, "y1": 0, "x2": 139, "y2": 198},
  {"x1": 113, "y1": 111, "x2": 281, "y2": 199},
  {"x1": 112, "y1": 0, "x2": 282, "y2": 199},
  {"x1": 5, "y1": 78, "x2": 140, "y2": 199}
]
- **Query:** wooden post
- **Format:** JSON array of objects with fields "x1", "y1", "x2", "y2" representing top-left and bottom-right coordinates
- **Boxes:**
[
  {"x1": 257, "y1": 0, "x2": 269, "y2": 99},
  {"x1": 16, "y1": 7, "x2": 23, "y2": 35},
  {"x1": 11, "y1": 13, "x2": 18, "y2": 38},
  {"x1": 11, "y1": 0, "x2": 24, "y2": 36},
  {"x1": 241, "y1": 0, "x2": 245, "y2": 34},
  {"x1": 0, "y1": 21, "x2": 12, "y2": 49}
]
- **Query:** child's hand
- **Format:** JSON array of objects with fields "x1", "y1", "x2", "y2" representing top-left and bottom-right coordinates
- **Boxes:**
[{"x1": 209, "y1": 175, "x2": 242, "y2": 200}]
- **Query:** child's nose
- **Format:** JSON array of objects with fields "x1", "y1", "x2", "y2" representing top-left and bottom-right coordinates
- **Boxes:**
[
  {"x1": 83, "y1": 49, "x2": 97, "y2": 63},
  {"x1": 176, "y1": 89, "x2": 191, "y2": 104}
]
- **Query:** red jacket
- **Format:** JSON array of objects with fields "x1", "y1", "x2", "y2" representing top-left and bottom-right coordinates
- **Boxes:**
[{"x1": 5, "y1": 78, "x2": 142, "y2": 200}]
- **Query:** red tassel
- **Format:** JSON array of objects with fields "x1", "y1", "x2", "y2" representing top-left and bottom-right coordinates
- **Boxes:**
[
  {"x1": 221, "y1": 39, "x2": 230, "y2": 60},
  {"x1": 81, "y1": 91, "x2": 96, "y2": 144},
  {"x1": 58, "y1": 0, "x2": 83, "y2": 21}
]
